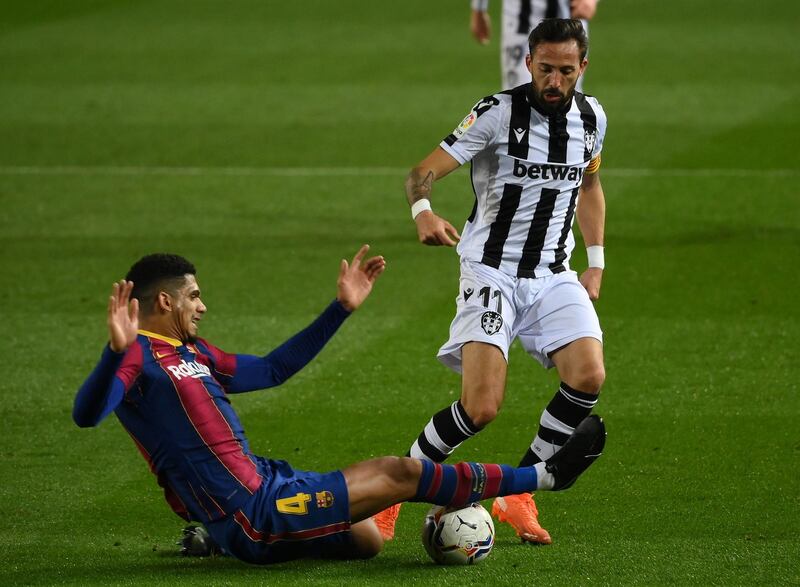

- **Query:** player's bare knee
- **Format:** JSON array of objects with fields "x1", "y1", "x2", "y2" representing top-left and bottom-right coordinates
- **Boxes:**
[
  {"x1": 348, "y1": 520, "x2": 383, "y2": 559},
  {"x1": 384, "y1": 456, "x2": 423, "y2": 499},
  {"x1": 356, "y1": 538, "x2": 383, "y2": 559},
  {"x1": 573, "y1": 364, "x2": 605, "y2": 393},
  {"x1": 462, "y1": 400, "x2": 499, "y2": 428},
  {"x1": 354, "y1": 532, "x2": 383, "y2": 559},
  {"x1": 374, "y1": 455, "x2": 399, "y2": 478},
  {"x1": 395, "y1": 456, "x2": 422, "y2": 482},
  {"x1": 380, "y1": 456, "x2": 420, "y2": 486}
]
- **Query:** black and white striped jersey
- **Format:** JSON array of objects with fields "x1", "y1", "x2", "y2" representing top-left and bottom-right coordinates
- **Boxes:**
[
  {"x1": 503, "y1": 0, "x2": 572, "y2": 36},
  {"x1": 440, "y1": 83, "x2": 606, "y2": 278}
]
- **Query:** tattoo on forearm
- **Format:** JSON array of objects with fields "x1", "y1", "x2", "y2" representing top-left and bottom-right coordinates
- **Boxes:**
[{"x1": 406, "y1": 169, "x2": 434, "y2": 205}]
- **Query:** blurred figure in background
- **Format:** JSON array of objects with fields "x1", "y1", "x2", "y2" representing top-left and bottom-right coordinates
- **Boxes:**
[{"x1": 470, "y1": 0, "x2": 598, "y2": 90}]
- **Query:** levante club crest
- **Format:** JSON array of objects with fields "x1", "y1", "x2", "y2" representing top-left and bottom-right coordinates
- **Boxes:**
[
  {"x1": 584, "y1": 129, "x2": 597, "y2": 153},
  {"x1": 481, "y1": 311, "x2": 503, "y2": 335}
]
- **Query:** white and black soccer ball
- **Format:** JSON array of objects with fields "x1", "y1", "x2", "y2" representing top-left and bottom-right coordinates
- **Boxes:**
[{"x1": 421, "y1": 503, "x2": 495, "y2": 565}]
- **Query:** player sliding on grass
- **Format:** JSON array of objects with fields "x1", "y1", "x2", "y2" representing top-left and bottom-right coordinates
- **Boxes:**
[{"x1": 73, "y1": 246, "x2": 605, "y2": 565}]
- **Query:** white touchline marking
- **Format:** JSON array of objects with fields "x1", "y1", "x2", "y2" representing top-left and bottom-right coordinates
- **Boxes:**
[{"x1": 0, "y1": 165, "x2": 796, "y2": 178}]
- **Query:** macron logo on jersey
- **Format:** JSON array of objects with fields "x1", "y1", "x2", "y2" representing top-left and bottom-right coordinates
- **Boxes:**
[{"x1": 167, "y1": 359, "x2": 212, "y2": 381}]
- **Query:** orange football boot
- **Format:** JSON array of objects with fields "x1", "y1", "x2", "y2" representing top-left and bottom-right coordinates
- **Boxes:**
[
  {"x1": 492, "y1": 493, "x2": 552, "y2": 544},
  {"x1": 372, "y1": 503, "x2": 403, "y2": 541}
]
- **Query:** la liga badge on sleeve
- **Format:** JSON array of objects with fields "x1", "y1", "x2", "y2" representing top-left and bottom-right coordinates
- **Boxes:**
[{"x1": 453, "y1": 112, "x2": 477, "y2": 138}]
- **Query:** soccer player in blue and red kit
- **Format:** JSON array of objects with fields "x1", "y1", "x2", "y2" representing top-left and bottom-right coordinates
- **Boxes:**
[{"x1": 73, "y1": 245, "x2": 605, "y2": 565}]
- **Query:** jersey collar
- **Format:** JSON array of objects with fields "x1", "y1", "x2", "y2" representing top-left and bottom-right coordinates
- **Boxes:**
[{"x1": 138, "y1": 329, "x2": 183, "y2": 347}]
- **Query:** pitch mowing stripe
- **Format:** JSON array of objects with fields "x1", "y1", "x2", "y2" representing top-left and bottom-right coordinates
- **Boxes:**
[
  {"x1": 0, "y1": 165, "x2": 407, "y2": 177},
  {"x1": 602, "y1": 168, "x2": 799, "y2": 178},
  {"x1": 0, "y1": 165, "x2": 797, "y2": 178}
]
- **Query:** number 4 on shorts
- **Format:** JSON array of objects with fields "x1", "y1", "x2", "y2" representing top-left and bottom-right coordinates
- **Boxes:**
[{"x1": 276, "y1": 492, "x2": 311, "y2": 515}]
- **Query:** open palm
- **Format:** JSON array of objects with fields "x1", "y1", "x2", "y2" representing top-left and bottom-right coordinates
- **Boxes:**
[
  {"x1": 108, "y1": 280, "x2": 139, "y2": 352},
  {"x1": 337, "y1": 245, "x2": 386, "y2": 312}
]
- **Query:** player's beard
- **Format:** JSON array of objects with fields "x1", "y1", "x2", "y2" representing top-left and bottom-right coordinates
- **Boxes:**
[{"x1": 531, "y1": 79, "x2": 575, "y2": 114}]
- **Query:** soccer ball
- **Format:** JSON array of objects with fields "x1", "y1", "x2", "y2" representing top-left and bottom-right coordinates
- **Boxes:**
[{"x1": 421, "y1": 503, "x2": 495, "y2": 565}]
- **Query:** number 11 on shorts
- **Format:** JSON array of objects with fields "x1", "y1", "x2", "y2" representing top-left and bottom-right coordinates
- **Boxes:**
[{"x1": 479, "y1": 286, "x2": 503, "y2": 314}]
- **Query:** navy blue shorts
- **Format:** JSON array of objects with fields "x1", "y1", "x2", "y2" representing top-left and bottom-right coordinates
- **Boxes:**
[{"x1": 205, "y1": 458, "x2": 352, "y2": 564}]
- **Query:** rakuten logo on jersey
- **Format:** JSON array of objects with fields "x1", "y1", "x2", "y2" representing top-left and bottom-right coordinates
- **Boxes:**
[
  {"x1": 513, "y1": 159, "x2": 585, "y2": 182},
  {"x1": 167, "y1": 360, "x2": 211, "y2": 381}
]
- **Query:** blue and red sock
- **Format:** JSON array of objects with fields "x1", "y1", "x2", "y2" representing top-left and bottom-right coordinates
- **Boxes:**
[{"x1": 411, "y1": 460, "x2": 539, "y2": 508}]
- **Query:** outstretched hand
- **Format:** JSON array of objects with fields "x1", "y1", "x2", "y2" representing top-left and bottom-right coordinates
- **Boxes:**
[
  {"x1": 108, "y1": 280, "x2": 139, "y2": 352},
  {"x1": 337, "y1": 245, "x2": 386, "y2": 312}
]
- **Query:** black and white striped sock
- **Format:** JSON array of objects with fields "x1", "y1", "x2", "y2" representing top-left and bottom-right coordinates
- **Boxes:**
[
  {"x1": 407, "y1": 401, "x2": 482, "y2": 462},
  {"x1": 519, "y1": 382, "x2": 599, "y2": 466}
]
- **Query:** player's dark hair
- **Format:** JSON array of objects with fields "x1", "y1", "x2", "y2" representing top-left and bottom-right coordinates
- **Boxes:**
[
  {"x1": 528, "y1": 18, "x2": 588, "y2": 61},
  {"x1": 125, "y1": 253, "x2": 196, "y2": 314}
]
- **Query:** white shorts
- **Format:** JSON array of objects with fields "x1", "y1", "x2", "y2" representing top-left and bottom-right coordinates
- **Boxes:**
[{"x1": 437, "y1": 260, "x2": 602, "y2": 372}]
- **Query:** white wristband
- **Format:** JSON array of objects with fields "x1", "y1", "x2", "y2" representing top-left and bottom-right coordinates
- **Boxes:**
[
  {"x1": 587, "y1": 245, "x2": 605, "y2": 269},
  {"x1": 471, "y1": 0, "x2": 489, "y2": 11},
  {"x1": 411, "y1": 199, "x2": 432, "y2": 220}
]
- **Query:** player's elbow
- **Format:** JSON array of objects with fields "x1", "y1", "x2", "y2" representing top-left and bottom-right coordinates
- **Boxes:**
[
  {"x1": 72, "y1": 405, "x2": 97, "y2": 428},
  {"x1": 73, "y1": 415, "x2": 94, "y2": 428},
  {"x1": 266, "y1": 363, "x2": 294, "y2": 387}
]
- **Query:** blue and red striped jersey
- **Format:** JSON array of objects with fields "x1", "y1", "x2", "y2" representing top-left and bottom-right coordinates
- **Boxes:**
[{"x1": 74, "y1": 300, "x2": 350, "y2": 524}]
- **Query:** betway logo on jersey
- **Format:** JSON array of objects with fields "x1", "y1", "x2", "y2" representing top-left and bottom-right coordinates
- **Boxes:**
[
  {"x1": 513, "y1": 159, "x2": 585, "y2": 182},
  {"x1": 167, "y1": 359, "x2": 211, "y2": 381}
]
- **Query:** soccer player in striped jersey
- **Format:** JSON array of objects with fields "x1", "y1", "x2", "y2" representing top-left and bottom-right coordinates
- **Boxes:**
[
  {"x1": 373, "y1": 19, "x2": 607, "y2": 545},
  {"x1": 73, "y1": 246, "x2": 605, "y2": 564},
  {"x1": 469, "y1": 0, "x2": 597, "y2": 90}
]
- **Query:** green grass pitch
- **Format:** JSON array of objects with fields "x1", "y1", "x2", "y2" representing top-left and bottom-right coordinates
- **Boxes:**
[{"x1": 1, "y1": 0, "x2": 798, "y2": 584}]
